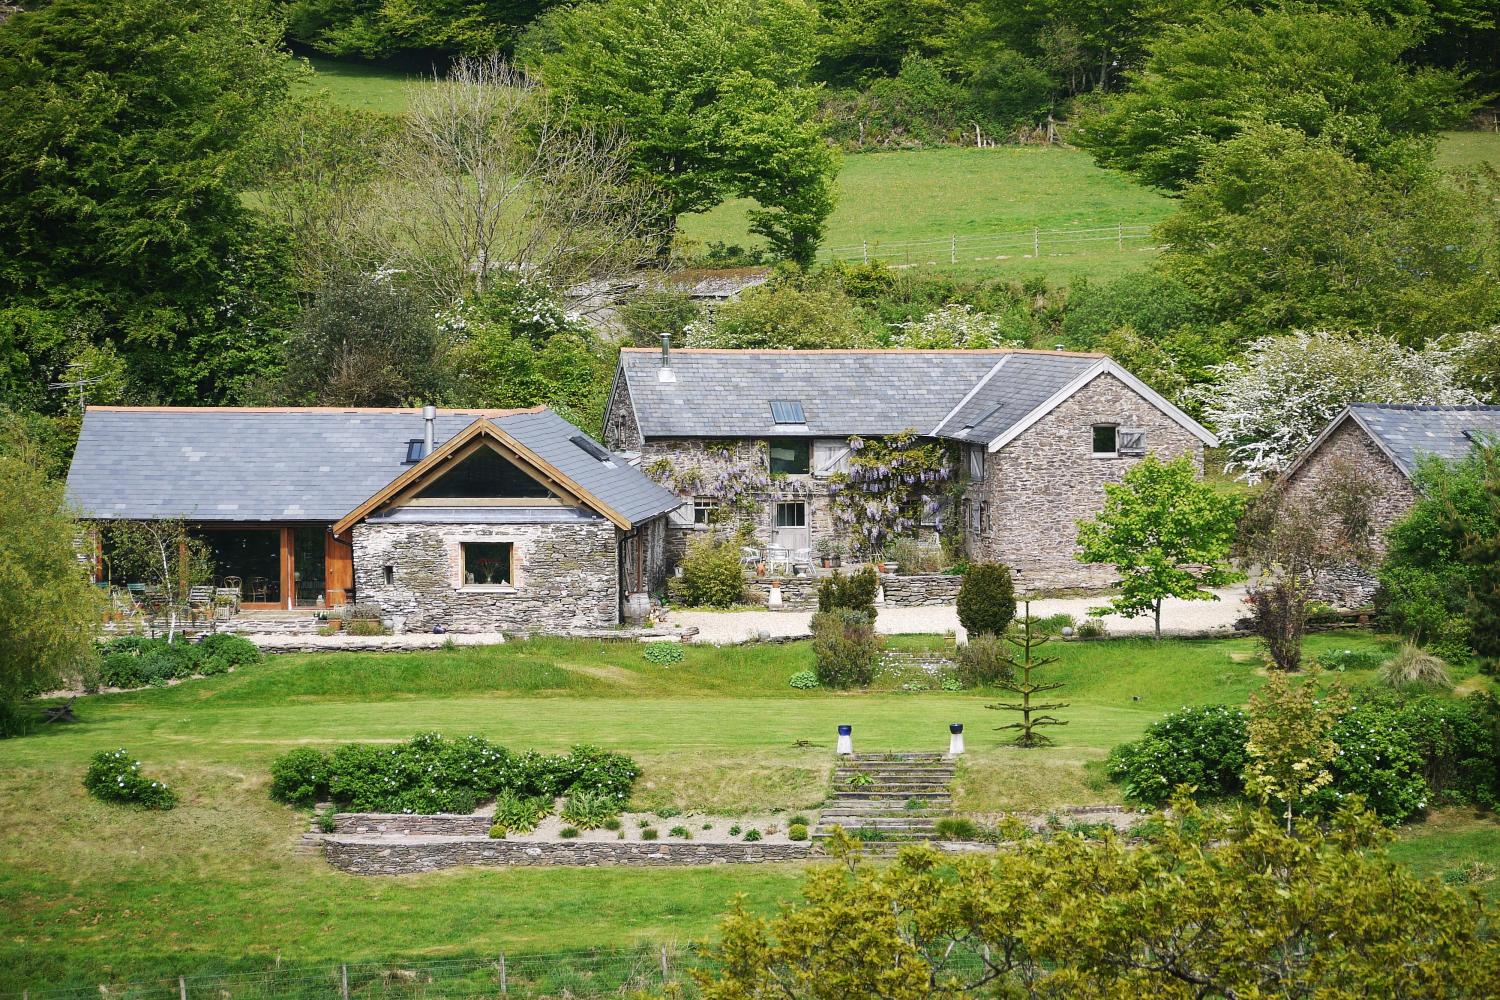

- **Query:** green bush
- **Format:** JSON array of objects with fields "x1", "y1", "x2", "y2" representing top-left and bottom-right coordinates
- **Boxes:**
[
  {"x1": 643, "y1": 641, "x2": 684, "y2": 666},
  {"x1": 933, "y1": 817, "x2": 980, "y2": 841},
  {"x1": 347, "y1": 619, "x2": 389, "y2": 637},
  {"x1": 742, "y1": 827, "x2": 762, "y2": 842},
  {"x1": 1076, "y1": 617, "x2": 1109, "y2": 639},
  {"x1": 493, "y1": 790, "x2": 551, "y2": 833},
  {"x1": 269, "y1": 747, "x2": 332, "y2": 806},
  {"x1": 1313, "y1": 704, "x2": 1429, "y2": 824},
  {"x1": 1315, "y1": 647, "x2": 1387, "y2": 672},
  {"x1": 957, "y1": 563, "x2": 1016, "y2": 637},
  {"x1": 487, "y1": 823, "x2": 508, "y2": 839},
  {"x1": 1379, "y1": 644, "x2": 1452, "y2": 691},
  {"x1": 954, "y1": 633, "x2": 1013, "y2": 688},
  {"x1": 677, "y1": 535, "x2": 746, "y2": 608},
  {"x1": 788, "y1": 823, "x2": 809, "y2": 841},
  {"x1": 83, "y1": 748, "x2": 177, "y2": 810},
  {"x1": 197, "y1": 632, "x2": 262, "y2": 673},
  {"x1": 559, "y1": 826, "x2": 580, "y2": 839},
  {"x1": 603, "y1": 816, "x2": 622, "y2": 831},
  {"x1": 789, "y1": 814, "x2": 810, "y2": 826},
  {"x1": 561, "y1": 788, "x2": 619, "y2": 829},
  {"x1": 817, "y1": 567, "x2": 877, "y2": 618},
  {"x1": 640, "y1": 826, "x2": 659, "y2": 840},
  {"x1": 668, "y1": 825, "x2": 691, "y2": 838},
  {"x1": 1106, "y1": 705, "x2": 1250, "y2": 805},
  {"x1": 98, "y1": 651, "x2": 145, "y2": 689},
  {"x1": 811, "y1": 609, "x2": 878, "y2": 688},
  {"x1": 788, "y1": 670, "x2": 819, "y2": 690}
]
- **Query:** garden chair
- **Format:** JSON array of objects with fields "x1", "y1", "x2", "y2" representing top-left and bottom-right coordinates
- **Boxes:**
[
  {"x1": 765, "y1": 544, "x2": 791, "y2": 575},
  {"x1": 791, "y1": 547, "x2": 813, "y2": 576},
  {"x1": 739, "y1": 546, "x2": 761, "y2": 568},
  {"x1": 187, "y1": 586, "x2": 215, "y2": 624},
  {"x1": 249, "y1": 577, "x2": 270, "y2": 603},
  {"x1": 126, "y1": 582, "x2": 146, "y2": 608}
]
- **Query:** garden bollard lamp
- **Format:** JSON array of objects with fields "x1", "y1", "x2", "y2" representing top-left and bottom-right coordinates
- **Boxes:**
[
  {"x1": 949, "y1": 723, "x2": 965, "y2": 757},
  {"x1": 837, "y1": 725, "x2": 853, "y2": 756}
]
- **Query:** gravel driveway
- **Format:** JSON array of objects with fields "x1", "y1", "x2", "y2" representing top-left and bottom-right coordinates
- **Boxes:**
[{"x1": 666, "y1": 584, "x2": 1250, "y2": 645}]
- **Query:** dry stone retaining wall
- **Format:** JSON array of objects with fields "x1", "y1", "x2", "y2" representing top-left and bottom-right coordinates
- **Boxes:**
[{"x1": 322, "y1": 836, "x2": 816, "y2": 874}]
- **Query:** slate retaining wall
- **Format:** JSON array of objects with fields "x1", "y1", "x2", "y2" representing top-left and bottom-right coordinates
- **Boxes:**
[
  {"x1": 321, "y1": 836, "x2": 817, "y2": 874},
  {"x1": 746, "y1": 573, "x2": 962, "y2": 610}
]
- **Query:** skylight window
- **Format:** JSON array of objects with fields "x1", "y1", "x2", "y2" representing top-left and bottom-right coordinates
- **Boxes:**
[
  {"x1": 770, "y1": 400, "x2": 806, "y2": 424},
  {"x1": 404, "y1": 439, "x2": 425, "y2": 464},
  {"x1": 571, "y1": 434, "x2": 616, "y2": 466}
]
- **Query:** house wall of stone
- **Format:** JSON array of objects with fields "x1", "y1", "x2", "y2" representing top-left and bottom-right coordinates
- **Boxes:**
[
  {"x1": 1276, "y1": 418, "x2": 1420, "y2": 607},
  {"x1": 603, "y1": 376, "x2": 643, "y2": 451},
  {"x1": 621, "y1": 514, "x2": 670, "y2": 596},
  {"x1": 965, "y1": 373, "x2": 1204, "y2": 592},
  {"x1": 352, "y1": 519, "x2": 619, "y2": 633}
]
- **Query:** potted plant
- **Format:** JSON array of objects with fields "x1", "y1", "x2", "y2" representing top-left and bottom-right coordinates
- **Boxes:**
[
  {"x1": 815, "y1": 538, "x2": 835, "y2": 568},
  {"x1": 829, "y1": 541, "x2": 844, "y2": 569}
]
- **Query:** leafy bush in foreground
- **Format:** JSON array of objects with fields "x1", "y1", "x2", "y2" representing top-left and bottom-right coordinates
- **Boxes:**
[
  {"x1": 83, "y1": 749, "x2": 178, "y2": 810},
  {"x1": 267, "y1": 735, "x2": 639, "y2": 814},
  {"x1": 811, "y1": 609, "x2": 878, "y2": 688},
  {"x1": 93, "y1": 634, "x2": 259, "y2": 688},
  {"x1": 676, "y1": 536, "x2": 745, "y2": 608}
]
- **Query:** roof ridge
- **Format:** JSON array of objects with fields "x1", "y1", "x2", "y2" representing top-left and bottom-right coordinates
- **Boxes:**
[
  {"x1": 1351, "y1": 403, "x2": 1500, "y2": 412},
  {"x1": 620, "y1": 347, "x2": 1107, "y2": 358},
  {"x1": 85, "y1": 406, "x2": 549, "y2": 415}
]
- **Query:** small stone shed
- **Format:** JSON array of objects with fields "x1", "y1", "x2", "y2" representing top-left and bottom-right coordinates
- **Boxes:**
[
  {"x1": 66, "y1": 406, "x2": 681, "y2": 632},
  {"x1": 1279, "y1": 403, "x2": 1500, "y2": 604}
]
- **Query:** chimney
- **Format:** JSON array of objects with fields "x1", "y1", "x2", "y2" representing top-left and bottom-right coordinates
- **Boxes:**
[
  {"x1": 658, "y1": 333, "x2": 677, "y2": 383},
  {"x1": 421, "y1": 404, "x2": 437, "y2": 457}
]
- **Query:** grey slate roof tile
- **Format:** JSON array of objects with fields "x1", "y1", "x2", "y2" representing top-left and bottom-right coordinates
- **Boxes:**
[
  {"x1": 1350, "y1": 404, "x2": 1500, "y2": 477},
  {"x1": 65, "y1": 407, "x2": 680, "y2": 527}
]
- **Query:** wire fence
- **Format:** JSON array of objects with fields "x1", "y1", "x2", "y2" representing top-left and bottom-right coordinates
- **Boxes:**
[
  {"x1": 3, "y1": 946, "x2": 708, "y2": 1000},
  {"x1": 815, "y1": 223, "x2": 1158, "y2": 267}
]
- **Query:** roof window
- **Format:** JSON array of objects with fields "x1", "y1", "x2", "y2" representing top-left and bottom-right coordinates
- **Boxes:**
[
  {"x1": 770, "y1": 400, "x2": 806, "y2": 424},
  {"x1": 404, "y1": 439, "x2": 425, "y2": 464},
  {"x1": 571, "y1": 434, "x2": 616, "y2": 467}
]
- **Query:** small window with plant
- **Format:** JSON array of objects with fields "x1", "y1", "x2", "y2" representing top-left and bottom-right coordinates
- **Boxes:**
[{"x1": 462, "y1": 542, "x2": 513, "y2": 587}]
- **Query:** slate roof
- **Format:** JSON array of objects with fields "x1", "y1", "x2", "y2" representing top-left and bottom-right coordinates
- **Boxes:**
[
  {"x1": 1346, "y1": 404, "x2": 1500, "y2": 477},
  {"x1": 931, "y1": 353, "x2": 1102, "y2": 444},
  {"x1": 66, "y1": 407, "x2": 680, "y2": 526},
  {"x1": 618, "y1": 348, "x2": 1051, "y2": 438}
]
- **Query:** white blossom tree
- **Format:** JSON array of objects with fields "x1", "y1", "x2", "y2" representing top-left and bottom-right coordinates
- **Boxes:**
[
  {"x1": 889, "y1": 304, "x2": 1024, "y2": 349},
  {"x1": 1197, "y1": 331, "x2": 1479, "y2": 482}
]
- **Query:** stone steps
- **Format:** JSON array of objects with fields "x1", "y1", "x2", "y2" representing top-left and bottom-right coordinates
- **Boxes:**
[{"x1": 816, "y1": 751, "x2": 957, "y2": 842}]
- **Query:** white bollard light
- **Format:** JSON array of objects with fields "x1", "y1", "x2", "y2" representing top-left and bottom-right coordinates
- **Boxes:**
[
  {"x1": 768, "y1": 581, "x2": 783, "y2": 608},
  {"x1": 954, "y1": 620, "x2": 968, "y2": 647},
  {"x1": 837, "y1": 725, "x2": 853, "y2": 756},
  {"x1": 948, "y1": 723, "x2": 965, "y2": 757}
]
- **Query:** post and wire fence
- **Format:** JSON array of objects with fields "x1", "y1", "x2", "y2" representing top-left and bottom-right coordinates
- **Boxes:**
[
  {"x1": 815, "y1": 223, "x2": 1157, "y2": 268},
  {"x1": 3, "y1": 945, "x2": 705, "y2": 1000}
]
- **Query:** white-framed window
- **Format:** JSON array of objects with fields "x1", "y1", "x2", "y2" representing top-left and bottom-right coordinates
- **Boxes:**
[
  {"x1": 812, "y1": 439, "x2": 851, "y2": 478},
  {"x1": 1117, "y1": 427, "x2": 1147, "y2": 456},
  {"x1": 693, "y1": 497, "x2": 719, "y2": 524},
  {"x1": 968, "y1": 445, "x2": 985, "y2": 482},
  {"x1": 462, "y1": 541, "x2": 514, "y2": 586},
  {"x1": 1092, "y1": 424, "x2": 1118, "y2": 457},
  {"x1": 774, "y1": 501, "x2": 807, "y2": 528}
]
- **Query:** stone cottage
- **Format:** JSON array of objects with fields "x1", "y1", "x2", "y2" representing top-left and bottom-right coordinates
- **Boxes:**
[
  {"x1": 603, "y1": 344, "x2": 1219, "y2": 591},
  {"x1": 1278, "y1": 403, "x2": 1500, "y2": 605},
  {"x1": 65, "y1": 406, "x2": 681, "y2": 632}
]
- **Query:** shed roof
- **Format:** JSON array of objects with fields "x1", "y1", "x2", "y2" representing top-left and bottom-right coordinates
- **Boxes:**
[{"x1": 65, "y1": 407, "x2": 680, "y2": 527}]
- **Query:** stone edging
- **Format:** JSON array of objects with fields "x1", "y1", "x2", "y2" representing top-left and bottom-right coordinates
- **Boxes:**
[{"x1": 318, "y1": 835, "x2": 818, "y2": 874}]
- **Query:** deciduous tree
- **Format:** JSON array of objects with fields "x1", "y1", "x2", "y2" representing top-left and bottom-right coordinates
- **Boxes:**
[{"x1": 1075, "y1": 455, "x2": 1242, "y2": 639}]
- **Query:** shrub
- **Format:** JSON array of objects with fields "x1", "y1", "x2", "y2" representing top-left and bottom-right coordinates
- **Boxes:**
[
  {"x1": 788, "y1": 670, "x2": 819, "y2": 690},
  {"x1": 1106, "y1": 705, "x2": 1250, "y2": 805},
  {"x1": 269, "y1": 747, "x2": 332, "y2": 806},
  {"x1": 640, "y1": 826, "x2": 659, "y2": 840},
  {"x1": 559, "y1": 826, "x2": 580, "y2": 839},
  {"x1": 886, "y1": 537, "x2": 945, "y2": 574},
  {"x1": 1076, "y1": 617, "x2": 1109, "y2": 639},
  {"x1": 728, "y1": 824, "x2": 742, "y2": 836},
  {"x1": 1247, "y1": 582, "x2": 1307, "y2": 671},
  {"x1": 1313, "y1": 704, "x2": 1429, "y2": 824},
  {"x1": 1379, "y1": 644, "x2": 1453, "y2": 691},
  {"x1": 956, "y1": 563, "x2": 1016, "y2": 637},
  {"x1": 1032, "y1": 613, "x2": 1076, "y2": 636},
  {"x1": 1343, "y1": 692, "x2": 1499, "y2": 812},
  {"x1": 603, "y1": 816, "x2": 622, "y2": 831},
  {"x1": 743, "y1": 828, "x2": 762, "y2": 842},
  {"x1": 811, "y1": 609, "x2": 878, "y2": 688},
  {"x1": 493, "y1": 790, "x2": 550, "y2": 833},
  {"x1": 488, "y1": 823, "x2": 508, "y2": 839},
  {"x1": 561, "y1": 788, "x2": 619, "y2": 829},
  {"x1": 643, "y1": 641, "x2": 684, "y2": 666},
  {"x1": 315, "y1": 807, "x2": 337, "y2": 833},
  {"x1": 678, "y1": 535, "x2": 746, "y2": 608},
  {"x1": 1315, "y1": 648, "x2": 1386, "y2": 672},
  {"x1": 559, "y1": 743, "x2": 641, "y2": 802},
  {"x1": 98, "y1": 652, "x2": 145, "y2": 689},
  {"x1": 669, "y1": 825, "x2": 691, "y2": 839},
  {"x1": 197, "y1": 633, "x2": 262, "y2": 673},
  {"x1": 789, "y1": 814, "x2": 810, "y2": 826},
  {"x1": 347, "y1": 619, "x2": 389, "y2": 637},
  {"x1": 954, "y1": 633, "x2": 1012, "y2": 688},
  {"x1": 817, "y1": 567, "x2": 878, "y2": 618},
  {"x1": 933, "y1": 817, "x2": 980, "y2": 841},
  {"x1": 83, "y1": 749, "x2": 177, "y2": 810},
  {"x1": 787, "y1": 823, "x2": 809, "y2": 841}
]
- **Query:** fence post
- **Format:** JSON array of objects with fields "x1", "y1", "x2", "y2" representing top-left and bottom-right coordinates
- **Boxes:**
[
  {"x1": 499, "y1": 953, "x2": 507, "y2": 995},
  {"x1": 340, "y1": 964, "x2": 349, "y2": 1000},
  {"x1": 1032, "y1": 228, "x2": 1040, "y2": 257},
  {"x1": 660, "y1": 944, "x2": 670, "y2": 982},
  {"x1": 950, "y1": 234, "x2": 957, "y2": 264},
  {"x1": 179, "y1": 975, "x2": 188, "y2": 1000},
  {"x1": 1118, "y1": 223, "x2": 1123, "y2": 250},
  {"x1": 862, "y1": 241, "x2": 868, "y2": 264}
]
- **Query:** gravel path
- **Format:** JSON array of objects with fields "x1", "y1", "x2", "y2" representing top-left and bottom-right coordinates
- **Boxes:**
[{"x1": 666, "y1": 584, "x2": 1250, "y2": 645}]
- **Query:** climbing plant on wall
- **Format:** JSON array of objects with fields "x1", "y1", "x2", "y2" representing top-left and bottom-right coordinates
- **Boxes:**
[
  {"x1": 828, "y1": 431, "x2": 955, "y2": 557},
  {"x1": 643, "y1": 441, "x2": 771, "y2": 520}
]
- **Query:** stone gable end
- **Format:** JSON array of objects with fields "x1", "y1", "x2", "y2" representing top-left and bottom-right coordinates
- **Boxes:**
[{"x1": 1280, "y1": 417, "x2": 1420, "y2": 560}]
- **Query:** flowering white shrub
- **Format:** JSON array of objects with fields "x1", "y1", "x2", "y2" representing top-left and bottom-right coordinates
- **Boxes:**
[
  {"x1": 890, "y1": 304, "x2": 1024, "y2": 349},
  {"x1": 1196, "y1": 331, "x2": 1479, "y2": 482}
]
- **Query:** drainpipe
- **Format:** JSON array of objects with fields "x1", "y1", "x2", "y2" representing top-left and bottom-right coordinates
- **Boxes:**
[
  {"x1": 421, "y1": 404, "x2": 436, "y2": 457},
  {"x1": 658, "y1": 333, "x2": 676, "y2": 383}
]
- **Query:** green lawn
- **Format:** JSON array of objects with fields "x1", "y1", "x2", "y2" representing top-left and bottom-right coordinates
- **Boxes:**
[
  {"x1": 4, "y1": 630, "x2": 1496, "y2": 990},
  {"x1": 293, "y1": 55, "x2": 431, "y2": 114},
  {"x1": 1434, "y1": 129, "x2": 1500, "y2": 170}
]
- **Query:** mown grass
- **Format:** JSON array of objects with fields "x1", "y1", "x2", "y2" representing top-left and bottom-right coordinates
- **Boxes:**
[
  {"x1": 3, "y1": 630, "x2": 1495, "y2": 990},
  {"x1": 1434, "y1": 129, "x2": 1500, "y2": 170},
  {"x1": 293, "y1": 55, "x2": 431, "y2": 114}
]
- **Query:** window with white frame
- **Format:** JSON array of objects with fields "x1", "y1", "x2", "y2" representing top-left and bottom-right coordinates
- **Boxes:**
[
  {"x1": 968, "y1": 445, "x2": 985, "y2": 482},
  {"x1": 693, "y1": 497, "x2": 719, "y2": 524},
  {"x1": 1092, "y1": 424, "x2": 1118, "y2": 457},
  {"x1": 775, "y1": 501, "x2": 807, "y2": 527}
]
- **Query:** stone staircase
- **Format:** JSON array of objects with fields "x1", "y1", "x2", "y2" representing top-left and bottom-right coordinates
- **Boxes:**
[{"x1": 815, "y1": 752, "x2": 954, "y2": 843}]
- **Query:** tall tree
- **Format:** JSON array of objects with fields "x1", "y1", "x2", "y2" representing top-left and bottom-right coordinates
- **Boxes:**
[
  {"x1": 519, "y1": 0, "x2": 838, "y2": 264},
  {"x1": 0, "y1": 451, "x2": 101, "y2": 735},
  {"x1": 1075, "y1": 455, "x2": 1243, "y2": 639},
  {"x1": 0, "y1": 0, "x2": 300, "y2": 407},
  {"x1": 1073, "y1": 5, "x2": 1472, "y2": 191}
]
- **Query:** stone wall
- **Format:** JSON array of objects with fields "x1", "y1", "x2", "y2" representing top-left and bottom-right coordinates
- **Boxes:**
[
  {"x1": 322, "y1": 836, "x2": 816, "y2": 874},
  {"x1": 1279, "y1": 417, "x2": 1419, "y2": 562},
  {"x1": 352, "y1": 519, "x2": 620, "y2": 633},
  {"x1": 744, "y1": 572, "x2": 961, "y2": 610},
  {"x1": 966, "y1": 372, "x2": 1204, "y2": 591},
  {"x1": 603, "y1": 375, "x2": 643, "y2": 451}
]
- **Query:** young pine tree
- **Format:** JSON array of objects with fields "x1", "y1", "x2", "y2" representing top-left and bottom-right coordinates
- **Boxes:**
[{"x1": 986, "y1": 602, "x2": 1069, "y2": 748}]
